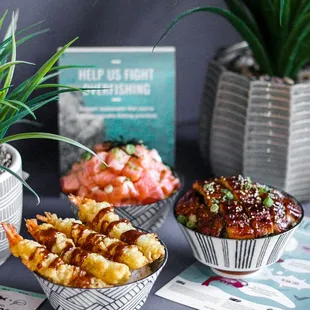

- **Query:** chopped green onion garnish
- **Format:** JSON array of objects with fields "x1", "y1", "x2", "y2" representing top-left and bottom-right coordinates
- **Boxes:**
[
  {"x1": 186, "y1": 221, "x2": 196, "y2": 229},
  {"x1": 245, "y1": 183, "x2": 252, "y2": 190},
  {"x1": 259, "y1": 185, "x2": 268, "y2": 194},
  {"x1": 81, "y1": 152, "x2": 92, "y2": 161},
  {"x1": 100, "y1": 163, "x2": 107, "y2": 171},
  {"x1": 222, "y1": 189, "x2": 234, "y2": 200},
  {"x1": 125, "y1": 144, "x2": 136, "y2": 155},
  {"x1": 210, "y1": 204, "x2": 219, "y2": 213},
  {"x1": 203, "y1": 183, "x2": 213, "y2": 192},
  {"x1": 177, "y1": 215, "x2": 187, "y2": 225},
  {"x1": 128, "y1": 162, "x2": 138, "y2": 170},
  {"x1": 188, "y1": 214, "x2": 196, "y2": 222},
  {"x1": 263, "y1": 195, "x2": 274, "y2": 208},
  {"x1": 246, "y1": 176, "x2": 252, "y2": 183},
  {"x1": 111, "y1": 147, "x2": 119, "y2": 154},
  {"x1": 212, "y1": 198, "x2": 219, "y2": 204}
]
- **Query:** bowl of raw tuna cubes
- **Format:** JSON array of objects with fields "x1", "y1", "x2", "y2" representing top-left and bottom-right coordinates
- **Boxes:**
[{"x1": 61, "y1": 140, "x2": 182, "y2": 232}]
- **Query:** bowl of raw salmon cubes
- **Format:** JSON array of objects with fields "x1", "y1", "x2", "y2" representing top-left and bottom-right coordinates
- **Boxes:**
[{"x1": 61, "y1": 140, "x2": 182, "y2": 232}]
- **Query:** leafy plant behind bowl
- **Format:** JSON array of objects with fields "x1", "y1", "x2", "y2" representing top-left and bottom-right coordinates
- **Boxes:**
[
  {"x1": 155, "y1": 0, "x2": 310, "y2": 79},
  {"x1": 0, "y1": 11, "x2": 105, "y2": 203}
]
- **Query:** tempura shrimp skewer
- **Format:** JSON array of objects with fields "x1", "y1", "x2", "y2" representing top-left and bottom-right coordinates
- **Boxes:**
[
  {"x1": 1, "y1": 222, "x2": 108, "y2": 288},
  {"x1": 69, "y1": 195, "x2": 165, "y2": 261},
  {"x1": 36, "y1": 213, "x2": 149, "y2": 269},
  {"x1": 26, "y1": 219, "x2": 130, "y2": 285}
]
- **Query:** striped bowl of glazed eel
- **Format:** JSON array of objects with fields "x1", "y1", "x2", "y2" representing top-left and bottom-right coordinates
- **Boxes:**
[{"x1": 174, "y1": 175, "x2": 304, "y2": 277}]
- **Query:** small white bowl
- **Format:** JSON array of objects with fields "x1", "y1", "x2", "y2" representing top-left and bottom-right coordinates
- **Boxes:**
[
  {"x1": 175, "y1": 191, "x2": 304, "y2": 277},
  {"x1": 34, "y1": 242, "x2": 168, "y2": 310}
]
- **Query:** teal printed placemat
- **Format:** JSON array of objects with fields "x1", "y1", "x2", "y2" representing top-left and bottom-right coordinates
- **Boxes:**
[
  {"x1": 0, "y1": 285, "x2": 45, "y2": 310},
  {"x1": 58, "y1": 47, "x2": 175, "y2": 173},
  {"x1": 156, "y1": 217, "x2": 310, "y2": 310}
]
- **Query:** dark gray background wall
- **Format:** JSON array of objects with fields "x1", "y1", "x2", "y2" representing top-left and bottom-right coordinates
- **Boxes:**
[{"x1": 0, "y1": 0, "x2": 241, "y2": 195}]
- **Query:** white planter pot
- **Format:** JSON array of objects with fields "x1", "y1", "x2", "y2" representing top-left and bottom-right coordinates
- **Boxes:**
[
  {"x1": 0, "y1": 144, "x2": 23, "y2": 265},
  {"x1": 200, "y1": 43, "x2": 310, "y2": 201}
]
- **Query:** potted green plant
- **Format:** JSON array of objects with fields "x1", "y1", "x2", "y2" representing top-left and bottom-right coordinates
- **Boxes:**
[
  {"x1": 0, "y1": 11, "x2": 103, "y2": 265},
  {"x1": 156, "y1": 1, "x2": 310, "y2": 201}
]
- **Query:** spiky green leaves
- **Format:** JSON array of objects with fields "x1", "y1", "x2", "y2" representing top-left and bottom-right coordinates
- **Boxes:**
[
  {"x1": 0, "y1": 164, "x2": 40, "y2": 204},
  {"x1": 0, "y1": 11, "x2": 107, "y2": 202},
  {"x1": 155, "y1": 6, "x2": 272, "y2": 75},
  {"x1": 156, "y1": 1, "x2": 310, "y2": 79}
]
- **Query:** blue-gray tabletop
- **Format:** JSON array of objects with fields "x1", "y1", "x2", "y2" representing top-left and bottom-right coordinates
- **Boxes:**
[{"x1": 1, "y1": 196, "x2": 309, "y2": 310}]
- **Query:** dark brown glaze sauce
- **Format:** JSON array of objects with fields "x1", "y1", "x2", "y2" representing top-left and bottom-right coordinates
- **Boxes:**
[
  {"x1": 29, "y1": 246, "x2": 50, "y2": 270},
  {"x1": 107, "y1": 242, "x2": 128, "y2": 262},
  {"x1": 105, "y1": 219, "x2": 129, "y2": 235},
  {"x1": 92, "y1": 207, "x2": 114, "y2": 227},
  {"x1": 32, "y1": 227, "x2": 97, "y2": 268},
  {"x1": 72, "y1": 223, "x2": 85, "y2": 242},
  {"x1": 29, "y1": 243, "x2": 95, "y2": 288},
  {"x1": 176, "y1": 176, "x2": 303, "y2": 239},
  {"x1": 71, "y1": 222, "x2": 135, "y2": 262},
  {"x1": 36, "y1": 227, "x2": 74, "y2": 253},
  {"x1": 70, "y1": 224, "x2": 110, "y2": 259},
  {"x1": 82, "y1": 232, "x2": 101, "y2": 251},
  {"x1": 120, "y1": 230, "x2": 144, "y2": 245},
  {"x1": 48, "y1": 256, "x2": 63, "y2": 269},
  {"x1": 69, "y1": 248, "x2": 89, "y2": 266},
  {"x1": 72, "y1": 269, "x2": 92, "y2": 288}
]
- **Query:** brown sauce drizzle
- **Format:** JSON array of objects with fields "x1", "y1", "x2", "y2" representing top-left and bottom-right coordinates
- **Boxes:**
[
  {"x1": 107, "y1": 242, "x2": 127, "y2": 261},
  {"x1": 100, "y1": 220, "x2": 109, "y2": 233},
  {"x1": 120, "y1": 230, "x2": 144, "y2": 244},
  {"x1": 37, "y1": 228, "x2": 59, "y2": 251},
  {"x1": 73, "y1": 270, "x2": 92, "y2": 287},
  {"x1": 48, "y1": 257, "x2": 62, "y2": 269},
  {"x1": 61, "y1": 242, "x2": 75, "y2": 254},
  {"x1": 106, "y1": 219, "x2": 129, "y2": 235},
  {"x1": 82, "y1": 232, "x2": 98, "y2": 251},
  {"x1": 70, "y1": 248, "x2": 89, "y2": 265},
  {"x1": 92, "y1": 207, "x2": 114, "y2": 227},
  {"x1": 29, "y1": 249, "x2": 37, "y2": 261},
  {"x1": 29, "y1": 246, "x2": 46, "y2": 261},
  {"x1": 72, "y1": 223, "x2": 85, "y2": 242},
  {"x1": 75, "y1": 229, "x2": 109, "y2": 258}
]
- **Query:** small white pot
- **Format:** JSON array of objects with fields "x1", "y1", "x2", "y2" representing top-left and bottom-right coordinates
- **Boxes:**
[{"x1": 0, "y1": 143, "x2": 23, "y2": 266}]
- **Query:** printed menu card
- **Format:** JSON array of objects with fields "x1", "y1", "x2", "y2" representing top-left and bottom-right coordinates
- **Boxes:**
[
  {"x1": 156, "y1": 217, "x2": 310, "y2": 310},
  {"x1": 0, "y1": 285, "x2": 45, "y2": 310}
]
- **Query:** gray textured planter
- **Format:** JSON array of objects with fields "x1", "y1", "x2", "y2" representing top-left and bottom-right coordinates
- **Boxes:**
[{"x1": 200, "y1": 43, "x2": 310, "y2": 201}]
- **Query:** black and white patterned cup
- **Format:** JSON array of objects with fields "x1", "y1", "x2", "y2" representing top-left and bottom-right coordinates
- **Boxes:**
[{"x1": 175, "y1": 191, "x2": 304, "y2": 274}]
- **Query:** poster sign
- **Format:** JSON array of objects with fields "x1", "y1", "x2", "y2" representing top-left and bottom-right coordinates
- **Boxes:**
[{"x1": 58, "y1": 47, "x2": 175, "y2": 173}]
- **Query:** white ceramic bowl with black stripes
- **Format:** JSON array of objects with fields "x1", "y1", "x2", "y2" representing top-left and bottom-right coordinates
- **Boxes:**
[
  {"x1": 175, "y1": 192, "x2": 304, "y2": 277},
  {"x1": 34, "y1": 243, "x2": 168, "y2": 310},
  {"x1": 66, "y1": 172, "x2": 183, "y2": 233},
  {"x1": 0, "y1": 144, "x2": 23, "y2": 266}
]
